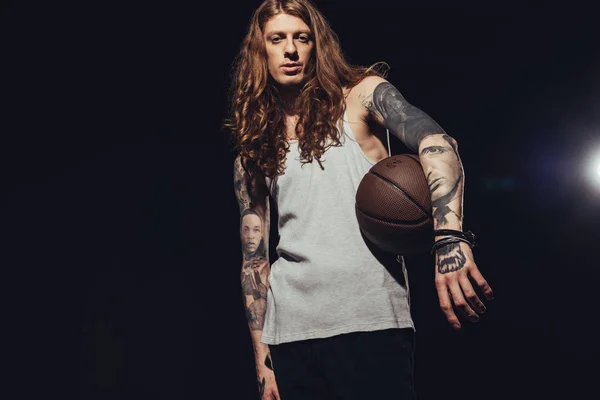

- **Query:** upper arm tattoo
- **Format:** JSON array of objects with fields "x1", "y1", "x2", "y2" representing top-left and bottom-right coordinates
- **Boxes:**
[
  {"x1": 233, "y1": 157, "x2": 252, "y2": 213},
  {"x1": 233, "y1": 157, "x2": 271, "y2": 331},
  {"x1": 362, "y1": 82, "x2": 446, "y2": 153}
]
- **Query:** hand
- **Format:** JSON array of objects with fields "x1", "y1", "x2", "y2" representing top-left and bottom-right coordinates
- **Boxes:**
[
  {"x1": 256, "y1": 363, "x2": 280, "y2": 400},
  {"x1": 434, "y1": 241, "x2": 493, "y2": 329}
]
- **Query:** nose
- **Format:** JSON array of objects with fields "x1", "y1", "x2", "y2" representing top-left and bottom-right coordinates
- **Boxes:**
[{"x1": 284, "y1": 38, "x2": 298, "y2": 60}]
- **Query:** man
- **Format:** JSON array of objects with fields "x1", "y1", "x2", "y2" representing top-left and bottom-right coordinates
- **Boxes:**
[
  {"x1": 224, "y1": 1, "x2": 494, "y2": 399},
  {"x1": 241, "y1": 209, "x2": 267, "y2": 260}
]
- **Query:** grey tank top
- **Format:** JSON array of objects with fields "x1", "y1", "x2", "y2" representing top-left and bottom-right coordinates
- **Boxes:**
[{"x1": 260, "y1": 111, "x2": 415, "y2": 345}]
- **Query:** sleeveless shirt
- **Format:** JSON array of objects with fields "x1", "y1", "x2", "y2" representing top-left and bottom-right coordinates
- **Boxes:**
[{"x1": 260, "y1": 110, "x2": 415, "y2": 345}]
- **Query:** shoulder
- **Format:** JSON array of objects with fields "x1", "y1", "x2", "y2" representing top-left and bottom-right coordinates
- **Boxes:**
[
  {"x1": 346, "y1": 75, "x2": 389, "y2": 102},
  {"x1": 356, "y1": 75, "x2": 389, "y2": 94},
  {"x1": 343, "y1": 75, "x2": 390, "y2": 123}
]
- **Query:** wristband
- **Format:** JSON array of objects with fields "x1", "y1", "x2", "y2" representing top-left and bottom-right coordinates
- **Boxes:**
[
  {"x1": 431, "y1": 230, "x2": 477, "y2": 255},
  {"x1": 433, "y1": 229, "x2": 476, "y2": 246}
]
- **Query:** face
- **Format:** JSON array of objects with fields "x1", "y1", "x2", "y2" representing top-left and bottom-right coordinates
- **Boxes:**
[
  {"x1": 420, "y1": 135, "x2": 462, "y2": 200},
  {"x1": 242, "y1": 213, "x2": 262, "y2": 254},
  {"x1": 263, "y1": 13, "x2": 314, "y2": 87}
]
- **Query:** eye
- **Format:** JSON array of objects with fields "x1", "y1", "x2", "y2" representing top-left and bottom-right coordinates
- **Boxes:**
[
  {"x1": 422, "y1": 146, "x2": 447, "y2": 155},
  {"x1": 298, "y1": 35, "x2": 310, "y2": 42},
  {"x1": 271, "y1": 36, "x2": 282, "y2": 43}
]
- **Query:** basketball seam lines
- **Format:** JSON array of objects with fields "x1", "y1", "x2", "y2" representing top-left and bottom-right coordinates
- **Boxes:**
[
  {"x1": 355, "y1": 205, "x2": 431, "y2": 225},
  {"x1": 369, "y1": 170, "x2": 432, "y2": 218},
  {"x1": 403, "y1": 154, "x2": 422, "y2": 169}
]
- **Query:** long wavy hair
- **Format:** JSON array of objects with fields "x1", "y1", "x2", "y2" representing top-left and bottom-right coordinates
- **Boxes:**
[{"x1": 223, "y1": 0, "x2": 387, "y2": 178}]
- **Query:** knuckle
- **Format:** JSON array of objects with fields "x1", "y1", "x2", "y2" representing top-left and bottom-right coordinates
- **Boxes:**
[
  {"x1": 465, "y1": 291, "x2": 477, "y2": 301},
  {"x1": 435, "y1": 276, "x2": 447, "y2": 286},
  {"x1": 454, "y1": 299, "x2": 467, "y2": 308}
]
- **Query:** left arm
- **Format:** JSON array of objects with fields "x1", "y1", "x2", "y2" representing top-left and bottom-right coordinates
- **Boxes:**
[{"x1": 358, "y1": 76, "x2": 494, "y2": 329}]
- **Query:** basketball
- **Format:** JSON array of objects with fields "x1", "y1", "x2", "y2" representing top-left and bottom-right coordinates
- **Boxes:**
[{"x1": 355, "y1": 154, "x2": 434, "y2": 256}]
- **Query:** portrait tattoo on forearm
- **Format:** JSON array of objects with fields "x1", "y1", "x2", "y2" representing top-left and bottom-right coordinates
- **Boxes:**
[
  {"x1": 420, "y1": 134, "x2": 463, "y2": 226},
  {"x1": 235, "y1": 157, "x2": 271, "y2": 332},
  {"x1": 240, "y1": 208, "x2": 270, "y2": 331},
  {"x1": 363, "y1": 82, "x2": 446, "y2": 153},
  {"x1": 436, "y1": 242, "x2": 466, "y2": 274}
]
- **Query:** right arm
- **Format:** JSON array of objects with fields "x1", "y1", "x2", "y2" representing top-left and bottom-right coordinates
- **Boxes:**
[{"x1": 233, "y1": 156, "x2": 279, "y2": 399}]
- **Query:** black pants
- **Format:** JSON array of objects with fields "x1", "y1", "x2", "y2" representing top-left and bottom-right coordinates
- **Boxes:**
[{"x1": 269, "y1": 328, "x2": 416, "y2": 400}]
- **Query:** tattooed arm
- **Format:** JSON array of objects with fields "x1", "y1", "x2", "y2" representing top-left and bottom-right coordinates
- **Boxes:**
[
  {"x1": 357, "y1": 76, "x2": 493, "y2": 329},
  {"x1": 233, "y1": 156, "x2": 280, "y2": 400}
]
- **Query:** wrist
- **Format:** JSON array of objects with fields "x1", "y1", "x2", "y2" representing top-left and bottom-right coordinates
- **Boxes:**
[
  {"x1": 255, "y1": 351, "x2": 274, "y2": 373},
  {"x1": 433, "y1": 226, "x2": 463, "y2": 239},
  {"x1": 431, "y1": 229, "x2": 476, "y2": 255}
]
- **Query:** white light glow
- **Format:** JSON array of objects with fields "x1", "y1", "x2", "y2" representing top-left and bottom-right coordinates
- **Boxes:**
[{"x1": 587, "y1": 149, "x2": 600, "y2": 190}]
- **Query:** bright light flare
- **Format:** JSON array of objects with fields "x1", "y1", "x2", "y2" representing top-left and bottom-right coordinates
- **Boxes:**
[{"x1": 586, "y1": 149, "x2": 600, "y2": 190}]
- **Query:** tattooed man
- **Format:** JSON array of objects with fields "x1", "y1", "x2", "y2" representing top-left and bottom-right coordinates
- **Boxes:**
[{"x1": 223, "y1": 1, "x2": 494, "y2": 399}]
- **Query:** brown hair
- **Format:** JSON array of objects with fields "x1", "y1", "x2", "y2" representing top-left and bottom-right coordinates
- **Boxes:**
[{"x1": 223, "y1": 0, "x2": 387, "y2": 178}]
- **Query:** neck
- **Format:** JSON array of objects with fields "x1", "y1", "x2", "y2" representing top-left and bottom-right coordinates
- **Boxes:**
[{"x1": 278, "y1": 85, "x2": 302, "y2": 116}]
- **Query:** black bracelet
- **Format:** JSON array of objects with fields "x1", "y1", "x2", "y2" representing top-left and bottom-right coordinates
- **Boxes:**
[
  {"x1": 430, "y1": 236, "x2": 473, "y2": 255},
  {"x1": 433, "y1": 229, "x2": 476, "y2": 247}
]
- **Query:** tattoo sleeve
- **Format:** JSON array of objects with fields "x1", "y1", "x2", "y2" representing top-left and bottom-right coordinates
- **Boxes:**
[
  {"x1": 421, "y1": 134, "x2": 466, "y2": 274},
  {"x1": 363, "y1": 81, "x2": 446, "y2": 153},
  {"x1": 362, "y1": 81, "x2": 467, "y2": 274},
  {"x1": 233, "y1": 156, "x2": 271, "y2": 331}
]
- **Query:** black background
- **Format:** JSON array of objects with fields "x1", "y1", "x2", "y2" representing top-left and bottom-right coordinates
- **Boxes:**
[{"x1": 2, "y1": 1, "x2": 599, "y2": 399}]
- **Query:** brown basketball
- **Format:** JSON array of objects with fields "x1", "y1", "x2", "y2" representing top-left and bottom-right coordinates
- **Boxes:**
[{"x1": 355, "y1": 154, "x2": 434, "y2": 256}]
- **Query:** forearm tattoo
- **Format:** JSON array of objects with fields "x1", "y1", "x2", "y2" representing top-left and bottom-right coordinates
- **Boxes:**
[
  {"x1": 421, "y1": 134, "x2": 463, "y2": 226},
  {"x1": 234, "y1": 157, "x2": 271, "y2": 331},
  {"x1": 363, "y1": 82, "x2": 446, "y2": 153},
  {"x1": 421, "y1": 136, "x2": 466, "y2": 274}
]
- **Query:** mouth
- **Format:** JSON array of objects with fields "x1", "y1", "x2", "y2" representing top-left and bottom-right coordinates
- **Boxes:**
[
  {"x1": 430, "y1": 177, "x2": 444, "y2": 192},
  {"x1": 281, "y1": 63, "x2": 302, "y2": 73}
]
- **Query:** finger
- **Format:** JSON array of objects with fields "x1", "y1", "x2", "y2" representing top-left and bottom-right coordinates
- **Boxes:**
[
  {"x1": 448, "y1": 281, "x2": 479, "y2": 323},
  {"x1": 458, "y1": 274, "x2": 486, "y2": 315},
  {"x1": 270, "y1": 391, "x2": 281, "y2": 400},
  {"x1": 469, "y1": 267, "x2": 494, "y2": 301},
  {"x1": 435, "y1": 279, "x2": 461, "y2": 329}
]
